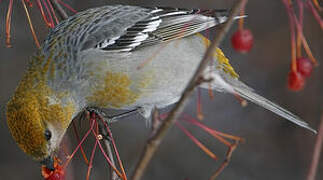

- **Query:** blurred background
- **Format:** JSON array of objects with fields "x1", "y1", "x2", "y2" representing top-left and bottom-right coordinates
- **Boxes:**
[{"x1": 0, "y1": 0, "x2": 322, "y2": 179}]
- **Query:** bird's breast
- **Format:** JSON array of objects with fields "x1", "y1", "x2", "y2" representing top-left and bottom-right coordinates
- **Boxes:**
[{"x1": 54, "y1": 34, "x2": 210, "y2": 110}]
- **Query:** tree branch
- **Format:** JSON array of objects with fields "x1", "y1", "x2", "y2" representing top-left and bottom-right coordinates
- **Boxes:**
[
  {"x1": 306, "y1": 112, "x2": 323, "y2": 180},
  {"x1": 131, "y1": 1, "x2": 248, "y2": 179}
]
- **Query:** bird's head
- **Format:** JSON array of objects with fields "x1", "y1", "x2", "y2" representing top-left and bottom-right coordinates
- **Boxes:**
[{"x1": 6, "y1": 55, "x2": 76, "y2": 170}]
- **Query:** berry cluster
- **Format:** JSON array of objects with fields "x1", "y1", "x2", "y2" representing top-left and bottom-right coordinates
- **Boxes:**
[
  {"x1": 283, "y1": 0, "x2": 319, "y2": 91},
  {"x1": 231, "y1": 0, "x2": 320, "y2": 92},
  {"x1": 288, "y1": 57, "x2": 314, "y2": 91},
  {"x1": 41, "y1": 158, "x2": 65, "y2": 180}
]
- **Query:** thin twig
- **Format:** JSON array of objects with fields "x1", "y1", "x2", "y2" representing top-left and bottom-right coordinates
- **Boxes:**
[
  {"x1": 50, "y1": 0, "x2": 68, "y2": 19},
  {"x1": 130, "y1": 1, "x2": 248, "y2": 180},
  {"x1": 209, "y1": 141, "x2": 240, "y2": 180},
  {"x1": 306, "y1": 112, "x2": 323, "y2": 180}
]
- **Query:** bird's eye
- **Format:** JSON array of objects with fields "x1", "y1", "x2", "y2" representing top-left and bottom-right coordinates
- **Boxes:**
[{"x1": 44, "y1": 129, "x2": 52, "y2": 141}]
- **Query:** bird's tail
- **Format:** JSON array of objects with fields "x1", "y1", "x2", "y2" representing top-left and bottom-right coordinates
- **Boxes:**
[
  {"x1": 231, "y1": 84, "x2": 316, "y2": 133},
  {"x1": 201, "y1": 72, "x2": 316, "y2": 133}
]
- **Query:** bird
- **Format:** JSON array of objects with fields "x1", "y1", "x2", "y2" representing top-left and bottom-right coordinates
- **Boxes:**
[{"x1": 6, "y1": 5, "x2": 316, "y2": 171}]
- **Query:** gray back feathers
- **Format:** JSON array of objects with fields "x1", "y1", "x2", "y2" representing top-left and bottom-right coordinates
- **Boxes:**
[{"x1": 42, "y1": 5, "x2": 229, "y2": 56}]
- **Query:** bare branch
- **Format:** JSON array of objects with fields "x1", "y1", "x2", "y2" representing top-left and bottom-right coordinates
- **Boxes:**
[
  {"x1": 131, "y1": 1, "x2": 248, "y2": 180},
  {"x1": 306, "y1": 112, "x2": 323, "y2": 180}
]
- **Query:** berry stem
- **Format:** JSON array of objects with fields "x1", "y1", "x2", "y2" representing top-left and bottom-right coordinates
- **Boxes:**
[
  {"x1": 175, "y1": 121, "x2": 218, "y2": 160},
  {"x1": 311, "y1": 0, "x2": 323, "y2": 11},
  {"x1": 5, "y1": 0, "x2": 13, "y2": 48},
  {"x1": 182, "y1": 114, "x2": 244, "y2": 144},
  {"x1": 208, "y1": 83, "x2": 214, "y2": 99},
  {"x1": 71, "y1": 121, "x2": 89, "y2": 165},
  {"x1": 25, "y1": 0, "x2": 33, "y2": 7},
  {"x1": 47, "y1": 0, "x2": 59, "y2": 25},
  {"x1": 86, "y1": 134, "x2": 98, "y2": 180},
  {"x1": 35, "y1": 0, "x2": 54, "y2": 28},
  {"x1": 287, "y1": 0, "x2": 292, "y2": 5},
  {"x1": 238, "y1": 3, "x2": 245, "y2": 30},
  {"x1": 307, "y1": 0, "x2": 323, "y2": 30},
  {"x1": 296, "y1": 0, "x2": 304, "y2": 58},
  {"x1": 21, "y1": 0, "x2": 41, "y2": 48},
  {"x1": 197, "y1": 88, "x2": 204, "y2": 120},
  {"x1": 96, "y1": 134, "x2": 123, "y2": 178},
  {"x1": 63, "y1": 112, "x2": 95, "y2": 169},
  {"x1": 182, "y1": 115, "x2": 231, "y2": 147},
  {"x1": 292, "y1": 12, "x2": 318, "y2": 65},
  {"x1": 41, "y1": 0, "x2": 55, "y2": 27},
  {"x1": 282, "y1": 0, "x2": 297, "y2": 72},
  {"x1": 56, "y1": 0, "x2": 77, "y2": 13},
  {"x1": 89, "y1": 113, "x2": 124, "y2": 179},
  {"x1": 99, "y1": 117, "x2": 128, "y2": 180}
]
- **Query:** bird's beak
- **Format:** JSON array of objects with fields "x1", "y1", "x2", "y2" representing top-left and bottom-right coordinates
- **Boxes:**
[{"x1": 40, "y1": 156, "x2": 55, "y2": 171}]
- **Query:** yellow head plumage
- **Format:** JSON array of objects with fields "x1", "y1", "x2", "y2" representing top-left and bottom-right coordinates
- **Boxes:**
[
  {"x1": 6, "y1": 54, "x2": 76, "y2": 163},
  {"x1": 7, "y1": 91, "x2": 48, "y2": 160}
]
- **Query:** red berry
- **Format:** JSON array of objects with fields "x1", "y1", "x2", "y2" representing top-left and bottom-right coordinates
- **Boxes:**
[
  {"x1": 287, "y1": 71, "x2": 305, "y2": 91},
  {"x1": 231, "y1": 29, "x2": 254, "y2": 53},
  {"x1": 42, "y1": 163, "x2": 65, "y2": 180},
  {"x1": 297, "y1": 57, "x2": 313, "y2": 77},
  {"x1": 46, "y1": 170, "x2": 65, "y2": 180}
]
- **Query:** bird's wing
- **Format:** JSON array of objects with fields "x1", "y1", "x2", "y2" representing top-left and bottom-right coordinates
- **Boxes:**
[
  {"x1": 44, "y1": 5, "x2": 229, "y2": 53},
  {"x1": 100, "y1": 7, "x2": 229, "y2": 52},
  {"x1": 44, "y1": 5, "x2": 152, "y2": 53}
]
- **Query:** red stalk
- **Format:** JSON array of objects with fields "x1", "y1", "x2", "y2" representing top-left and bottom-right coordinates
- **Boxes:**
[
  {"x1": 238, "y1": 2, "x2": 246, "y2": 30},
  {"x1": 176, "y1": 121, "x2": 218, "y2": 160},
  {"x1": 57, "y1": 0, "x2": 77, "y2": 13},
  {"x1": 182, "y1": 114, "x2": 243, "y2": 145},
  {"x1": 25, "y1": 0, "x2": 33, "y2": 7},
  {"x1": 307, "y1": 0, "x2": 323, "y2": 30},
  {"x1": 5, "y1": 0, "x2": 13, "y2": 47},
  {"x1": 71, "y1": 121, "x2": 89, "y2": 165},
  {"x1": 282, "y1": 0, "x2": 297, "y2": 72},
  {"x1": 95, "y1": 134, "x2": 123, "y2": 178},
  {"x1": 35, "y1": 0, "x2": 53, "y2": 27},
  {"x1": 21, "y1": 0, "x2": 41, "y2": 48},
  {"x1": 296, "y1": 0, "x2": 304, "y2": 58},
  {"x1": 99, "y1": 117, "x2": 128, "y2": 180},
  {"x1": 197, "y1": 88, "x2": 204, "y2": 120},
  {"x1": 41, "y1": 0, "x2": 54, "y2": 27},
  {"x1": 292, "y1": 9, "x2": 318, "y2": 65},
  {"x1": 86, "y1": 137, "x2": 98, "y2": 180},
  {"x1": 47, "y1": 0, "x2": 59, "y2": 25},
  {"x1": 311, "y1": 0, "x2": 323, "y2": 11},
  {"x1": 63, "y1": 113, "x2": 95, "y2": 168}
]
